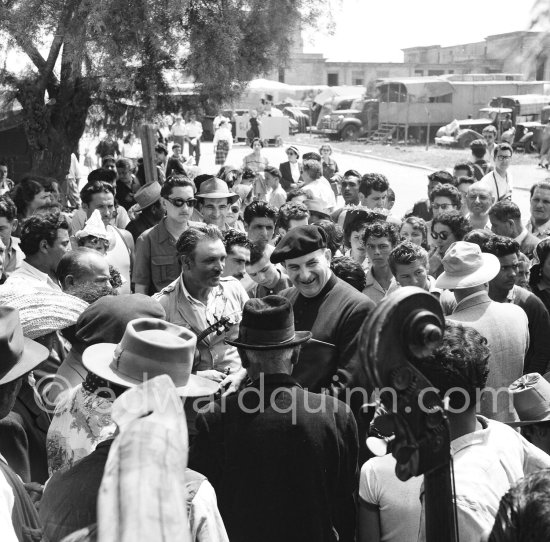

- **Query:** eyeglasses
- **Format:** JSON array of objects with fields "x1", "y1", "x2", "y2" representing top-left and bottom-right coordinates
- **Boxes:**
[
  {"x1": 167, "y1": 197, "x2": 196, "y2": 207},
  {"x1": 230, "y1": 205, "x2": 240, "y2": 213},
  {"x1": 496, "y1": 155, "x2": 512, "y2": 161},
  {"x1": 432, "y1": 203, "x2": 456, "y2": 211},
  {"x1": 431, "y1": 231, "x2": 451, "y2": 240}
]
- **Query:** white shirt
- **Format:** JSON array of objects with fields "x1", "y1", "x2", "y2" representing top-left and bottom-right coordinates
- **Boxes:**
[
  {"x1": 4, "y1": 260, "x2": 61, "y2": 291},
  {"x1": 477, "y1": 168, "x2": 513, "y2": 201},
  {"x1": 418, "y1": 416, "x2": 550, "y2": 542},
  {"x1": 514, "y1": 228, "x2": 529, "y2": 246},
  {"x1": 185, "y1": 121, "x2": 203, "y2": 139},
  {"x1": 303, "y1": 177, "x2": 336, "y2": 211},
  {"x1": 360, "y1": 454, "x2": 422, "y2": 542},
  {"x1": 526, "y1": 217, "x2": 550, "y2": 239},
  {"x1": 290, "y1": 161, "x2": 301, "y2": 182},
  {"x1": 0, "y1": 457, "x2": 17, "y2": 542}
]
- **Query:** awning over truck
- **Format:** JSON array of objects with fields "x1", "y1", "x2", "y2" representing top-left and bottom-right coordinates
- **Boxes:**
[{"x1": 376, "y1": 77, "x2": 454, "y2": 101}]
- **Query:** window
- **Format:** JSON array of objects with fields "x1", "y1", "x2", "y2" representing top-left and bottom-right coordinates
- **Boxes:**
[
  {"x1": 352, "y1": 71, "x2": 364, "y2": 86},
  {"x1": 327, "y1": 73, "x2": 339, "y2": 86},
  {"x1": 415, "y1": 70, "x2": 424, "y2": 76},
  {"x1": 428, "y1": 69, "x2": 444, "y2": 76}
]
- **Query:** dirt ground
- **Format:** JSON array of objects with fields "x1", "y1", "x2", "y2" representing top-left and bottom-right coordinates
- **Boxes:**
[{"x1": 289, "y1": 133, "x2": 540, "y2": 170}]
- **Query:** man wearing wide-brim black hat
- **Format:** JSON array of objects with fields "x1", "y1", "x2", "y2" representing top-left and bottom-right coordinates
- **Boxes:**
[
  {"x1": 270, "y1": 224, "x2": 375, "y2": 397},
  {"x1": 190, "y1": 295, "x2": 359, "y2": 542}
]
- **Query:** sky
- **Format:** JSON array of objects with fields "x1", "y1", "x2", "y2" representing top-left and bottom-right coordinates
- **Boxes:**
[{"x1": 303, "y1": 0, "x2": 540, "y2": 62}]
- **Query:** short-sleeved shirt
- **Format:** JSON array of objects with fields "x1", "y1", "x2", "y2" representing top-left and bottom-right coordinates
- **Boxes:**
[
  {"x1": 133, "y1": 219, "x2": 201, "y2": 294},
  {"x1": 359, "y1": 454, "x2": 422, "y2": 542}
]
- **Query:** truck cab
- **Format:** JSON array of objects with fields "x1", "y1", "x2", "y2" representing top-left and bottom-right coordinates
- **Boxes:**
[{"x1": 318, "y1": 97, "x2": 379, "y2": 140}]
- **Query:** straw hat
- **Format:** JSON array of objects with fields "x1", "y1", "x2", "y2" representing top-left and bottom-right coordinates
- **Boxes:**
[
  {"x1": 435, "y1": 241, "x2": 500, "y2": 290},
  {"x1": 75, "y1": 210, "x2": 108, "y2": 241},
  {"x1": 196, "y1": 178, "x2": 239, "y2": 203},
  {"x1": 0, "y1": 287, "x2": 88, "y2": 339},
  {"x1": 508, "y1": 372, "x2": 550, "y2": 427},
  {"x1": 135, "y1": 182, "x2": 161, "y2": 211},
  {"x1": 82, "y1": 318, "x2": 219, "y2": 397}
]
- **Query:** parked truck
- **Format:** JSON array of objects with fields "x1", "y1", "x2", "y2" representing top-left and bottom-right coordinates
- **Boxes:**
[
  {"x1": 317, "y1": 97, "x2": 379, "y2": 140},
  {"x1": 376, "y1": 76, "x2": 547, "y2": 142},
  {"x1": 435, "y1": 94, "x2": 550, "y2": 148}
]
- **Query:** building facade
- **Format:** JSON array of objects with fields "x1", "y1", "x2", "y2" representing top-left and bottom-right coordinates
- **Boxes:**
[{"x1": 268, "y1": 31, "x2": 550, "y2": 87}]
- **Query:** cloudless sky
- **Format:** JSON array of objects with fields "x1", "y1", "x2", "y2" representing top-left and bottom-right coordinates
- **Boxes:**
[{"x1": 303, "y1": 0, "x2": 540, "y2": 62}]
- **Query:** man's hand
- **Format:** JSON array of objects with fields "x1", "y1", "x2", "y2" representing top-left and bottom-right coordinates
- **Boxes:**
[
  {"x1": 196, "y1": 370, "x2": 226, "y2": 383},
  {"x1": 24, "y1": 482, "x2": 43, "y2": 510},
  {"x1": 221, "y1": 368, "x2": 247, "y2": 397}
]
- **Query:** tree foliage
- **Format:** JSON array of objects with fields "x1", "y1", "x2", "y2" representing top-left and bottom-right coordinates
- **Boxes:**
[{"x1": 0, "y1": 0, "x2": 328, "y2": 179}]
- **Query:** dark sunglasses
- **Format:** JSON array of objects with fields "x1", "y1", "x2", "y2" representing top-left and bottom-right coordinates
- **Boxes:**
[
  {"x1": 230, "y1": 205, "x2": 240, "y2": 213},
  {"x1": 431, "y1": 231, "x2": 450, "y2": 240},
  {"x1": 167, "y1": 197, "x2": 196, "y2": 208}
]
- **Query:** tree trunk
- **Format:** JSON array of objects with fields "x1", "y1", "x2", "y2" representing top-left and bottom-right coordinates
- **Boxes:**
[{"x1": 18, "y1": 75, "x2": 92, "y2": 183}]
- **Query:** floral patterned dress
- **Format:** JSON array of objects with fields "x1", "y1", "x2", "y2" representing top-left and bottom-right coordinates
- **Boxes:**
[{"x1": 46, "y1": 376, "x2": 116, "y2": 476}]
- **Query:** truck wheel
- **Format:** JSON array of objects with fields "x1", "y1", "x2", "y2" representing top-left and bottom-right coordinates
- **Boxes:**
[{"x1": 340, "y1": 125, "x2": 359, "y2": 141}]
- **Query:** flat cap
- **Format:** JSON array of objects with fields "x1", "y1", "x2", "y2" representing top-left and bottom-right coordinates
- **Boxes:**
[{"x1": 270, "y1": 225, "x2": 327, "y2": 264}]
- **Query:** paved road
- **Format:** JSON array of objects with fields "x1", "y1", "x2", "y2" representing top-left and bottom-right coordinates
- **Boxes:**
[{"x1": 198, "y1": 140, "x2": 532, "y2": 220}]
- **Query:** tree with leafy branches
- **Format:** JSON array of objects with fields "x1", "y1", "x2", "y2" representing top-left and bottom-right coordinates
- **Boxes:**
[{"x1": 0, "y1": 0, "x2": 328, "y2": 181}]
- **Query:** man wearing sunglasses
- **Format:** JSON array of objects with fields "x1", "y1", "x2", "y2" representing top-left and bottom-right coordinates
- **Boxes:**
[
  {"x1": 134, "y1": 177, "x2": 201, "y2": 295},
  {"x1": 196, "y1": 178, "x2": 239, "y2": 232}
]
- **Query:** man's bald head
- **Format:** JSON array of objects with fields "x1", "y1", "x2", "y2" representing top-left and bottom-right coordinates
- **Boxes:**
[{"x1": 57, "y1": 247, "x2": 113, "y2": 303}]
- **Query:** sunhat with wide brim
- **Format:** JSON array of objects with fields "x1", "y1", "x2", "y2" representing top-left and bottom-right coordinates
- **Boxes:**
[
  {"x1": 225, "y1": 295, "x2": 312, "y2": 351},
  {"x1": 82, "y1": 317, "x2": 219, "y2": 397},
  {"x1": 435, "y1": 241, "x2": 500, "y2": 290},
  {"x1": 195, "y1": 178, "x2": 239, "y2": 204},
  {"x1": 0, "y1": 306, "x2": 49, "y2": 385},
  {"x1": 507, "y1": 372, "x2": 550, "y2": 428},
  {"x1": 0, "y1": 288, "x2": 88, "y2": 339}
]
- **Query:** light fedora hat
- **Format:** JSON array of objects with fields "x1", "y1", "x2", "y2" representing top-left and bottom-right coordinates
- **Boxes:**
[
  {"x1": 508, "y1": 372, "x2": 550, "y2": 427},
  {"x1": 82, "y1": 318, "x2": 219, "y2": 397},
  {"x1": 435, "y1": 241, "x2": 500, "y2": 290},
  {"x1": 135, "y1": 182, "x2": 161, "y2": 211},
  {"x1": 196, "y1": 177, "x2": 239, "y2": 204}
]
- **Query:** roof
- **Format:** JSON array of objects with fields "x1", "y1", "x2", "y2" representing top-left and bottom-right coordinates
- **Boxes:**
[
  {"x1": 376, "y1": 77, "x2": 454, "y2": 98},
  {"x1": 490, "y1": 94, "x2": 550, "y2": 105}
]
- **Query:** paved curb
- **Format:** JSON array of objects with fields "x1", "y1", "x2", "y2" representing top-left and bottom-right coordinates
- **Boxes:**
[
  {"x1": 288, "y1": 139, "x2": 532, "y2": 192},
  {"x1": 288, "y1": 139, "x2": 436, "y2": 172}
]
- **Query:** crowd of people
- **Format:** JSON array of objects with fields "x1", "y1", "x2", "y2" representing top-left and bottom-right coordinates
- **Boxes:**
[{"x1": 3, "y1": 122, "x2": 550, "y2": 542}]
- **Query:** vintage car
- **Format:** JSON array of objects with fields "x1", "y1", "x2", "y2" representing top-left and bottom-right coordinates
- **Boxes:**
[{"x1": 434, "y1": 108, "x2": 513, "y2": 148}]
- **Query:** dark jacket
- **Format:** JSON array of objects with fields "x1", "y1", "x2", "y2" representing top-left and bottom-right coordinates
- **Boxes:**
[
  {"x1": 40, "y1": 439, "x2": 207, "y2": 542},
  {"x1": 190, "y1": 374, "x2": 358, "y2": 542},
  {"x1": 125, "y1": 212, "x2": 160, "y2": 243},
  {"x1": 280, "y1": 274, "x2": 375, "y2": 397},
  {"x1": 514, "y1": 285, "x2": 550, "y2": 375},
  {"x1": 0, "y1": 379, "x2": 50, "y2": 483},
  {"x1": 279, "y1": 161, "x2": 302, "y2": 192}
]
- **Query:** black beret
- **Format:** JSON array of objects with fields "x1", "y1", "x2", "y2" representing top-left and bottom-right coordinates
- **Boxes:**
[
  {"x1": 270, "y1": 225, "x2": 327, "y2": 264},
  {"x1": 302, "y1": 152, "x2": 322, "y2": 162}
]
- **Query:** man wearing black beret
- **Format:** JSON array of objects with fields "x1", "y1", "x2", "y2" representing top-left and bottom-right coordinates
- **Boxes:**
[{"x1": 271, "y1": 225, "x2": 375, "y2": 398}]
